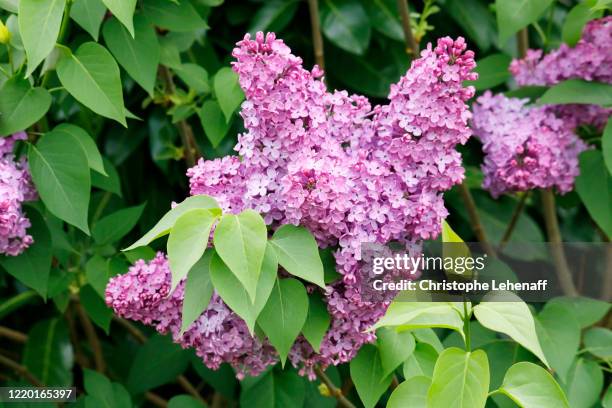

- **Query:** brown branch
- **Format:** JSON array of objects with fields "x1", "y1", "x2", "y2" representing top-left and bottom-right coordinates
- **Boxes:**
[
  {"x1": 76, "y1": 303, "x2": 106, "y2": 373},
  {"x1": 0, "y1": 353, "x2": 44, "y2": 387},
  {"x1": 66, "y1": 303, "x2": 91, "y2": 368},
  {"x1": 499, "y1": 192, "x2": 529, "y2": 250},
  {"x1": 0, "y1": 326, "x2": 27, "y2": 343},
  {"x1": 458, "y1": 184, "x2": 496, "y2": 257},
  {"x1": 177, "y1": 375, "x2": 206, "y2": 404},
  {"x1": 307, "y1": 0, "x2": 325, "y2": 70},
  {"x1": 517, "y1": 28, "x2": 529, "y2": 59},
  {"x1": 145, "y1": 392, "x2": 169, "y2": 408},
  {"x1": 314, "y1": 366, "x2": 357, "y2": 408},
  {"x1": 397, "y1": 0, "x2": 419, "y2": 55},
  {"x1": 541, "y1": 189, "x2": 578, "y2": 296}
]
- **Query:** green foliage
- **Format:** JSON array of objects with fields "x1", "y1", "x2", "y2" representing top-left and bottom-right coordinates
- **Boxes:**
[
  {"x1": 301, "y1": 292, "x2": 331, "y2": 353},
  {"x1": 181, "y1": 251, "x2": 214, "y2": 334},
  {"x1": 494, "y1": 362, "x2": 570, "y2": 407},
  {"x1": 472, "y1": 53, "x2": 512, "y2": 90},
  {"x1": 0, "y1": 77, "x2": 51, "y2": 136},
  {"x1": 496, "y1": 0, "x2": 554, "y2": 43},
  {"x1": 84, "y1": 369, "x2": 132, "y2": 408},
  {"x1": 320, "y1": 0, "x2": 370, "y2": 55},
  {"x1": 349, "y1": 344, "x2": 392, "y2": 408},
  {"x1": 575, "y1": 150, "x2": 612, "y2": 236}
]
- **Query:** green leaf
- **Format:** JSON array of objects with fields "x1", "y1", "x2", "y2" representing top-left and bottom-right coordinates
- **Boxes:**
[
  {"x1": 603, "y1": 386, "x2": 612, "y2": 408},
  {"x1": 191, "y1": 358, "x2": 237, "y2": 399},
  {"x1": 376, "y1": 327, "x2": 415, "y2": 378},
  {"x1": 270, "y1": 225, "x2": 325, "y2": 287},
  {"x1": 18, "y1": 0, "x2": 66, "y2": 77},
  {"x1": 562, "y1": 1, "x2": 602, "y2": 46},
  {"x1": 248, "y1": 0, "x2": 299, "y2": 34},
  {"x1": 403, "y1": 342, "x2": 438, "y2": 380},
  {"x1": 127, "y1": 334, "x2": 191, "y2": 394},
  {"x1": 575, "y1": 150, "x2": 612, "y2": 237},
  {"x1": 412, "y1": 328, "x2": 444, "y2": 353},
  {"x1": 362, "y1": 0, "x2": 403, "y2": 42},
  {"x1": 57, "y1": 42, "x2": 127, "y2": 126},
  {"x1": 85, "y1": 255, "x2": 110, "y2": 297},
  {"x1": 534, "y1": 301, "x2": 580, "y2": 380},
  {"x1": 320, "y1": 0, "x2": 370, "y2": 55},
  {"x1": 428, "y1": 348, "x2": 489, "y2": 408},
  {"x1": 28, "y1": 130, "x2": 91, "y2": 234},
  {"x1": 473, "y1": 295, "x2": 549, "y2": 368},
  {"x1": 175, "y1": 63, "x2": 210, "y2": 94},
  {"x1": 168, "y1": 395, "x2": 206, "y2": 408},
  {"x1": 0, "y1": 208, "x2": 52, "y2": 298},
  {"x1": 209, "y1": 246, "x2": 277, "y2": 333},
  {"x1": 257, "y1": 278, "x2": 308, "y2": 365},
  {"x1": 604, "y1": 119, "x2": 612, "y2": 175},
  {"x1": 472, "y1": 53, "x2": 512, "y2": 91},
  {"x1": 103, "y1": 15, "x2": 160, "y2": 96},
  {"x1": 101, "y1": 0, "x2": 136, "y2": 36},
  {"x1": 79, "y1": 284, "x2": 112, "y2": 333},
  {"x1": 349, "y1": 344, "x2": 392, "y2": 408},
  {"x1": 240, "y1": 368, "x2": 306, "y2": 408},
  {"x1": 371, "y1": 302, "x2": 464, "y2": 336},
  {"x1": 537, "y1": 79, "x2": 612, "y2": 106},
  {"x1": 301, "y1": 292, "x2": 330, "y2": 353},
  {"x1": 70, "y1": 0, "x2": 107, "y2": 41},
  {"x1": 92, "y1": 203, "x2": 145, "y2": 245},
  {"x1": 124, "y1": 195, "x2": 220, "y2": 250},
  {"x1": 547, "y1": 296, "x2": 610, "y2": 328},
  {"x1": 496, "y1": 0, "x2": 554, "y2": 44},
  {"x1": 445, "y1": 0, "x2": 496, "y2": 51},
  {"x1": 583, "y1": 327, "x2": 612, "y2": 360},
  {"x1": 387, "y1": 376, "x2": 430, "y2": 408},
  {"x1": 84, "y1": 369, "x2": 132, "y2": 408},
  {"x1": 143, "y1": 0, "x2": 208, "y2": 32},
  {"x1": 199, "y1": 100, "x2": 230, "y2": 147},
  {"x1": 181, "y1": 251, "x2": 214, "y2": 333},
  {"x1": 0, "y1": 76, "x2": 51, "y2": 136},
  {"x1": 23, "y1": 318, "x2": 74, "y2": 386},
  {"x1": 496, "y1": 362, "x2": 569, "y2": 407},
  {"x1": 564, "y1": 358, "x2": 604, "y2": 408},
  {"x1": 214, "y1": 67, "x2": 244, "y2": 122},
  {"x1": 213, "y1": 210, "x2": 267, "y2": 302},
  {"x1": 168, "y1": 208, "x2": 216, "y2": 290},
  {"x1": 52, "y1": 124, "x2": 106, "y2": 175},
  {"x1": 0, "y1": 0, "x2": 17, "y2": 12}
]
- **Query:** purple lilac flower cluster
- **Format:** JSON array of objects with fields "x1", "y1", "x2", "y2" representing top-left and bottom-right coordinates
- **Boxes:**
[
  {"x1": 106, "y1": 33, "x2": 476, "y2": 378},
  {"x1": 0, "y1": 132, "x2": 37, "y2": 256},
  {"x1": 472, "y1": 17, "x2": 612, "y2": 197}
]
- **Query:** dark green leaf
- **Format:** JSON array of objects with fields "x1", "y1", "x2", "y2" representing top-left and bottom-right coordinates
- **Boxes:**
[
  {"x1": 79, "y1": 284, "x2": 112, "y2": 333},
  {"x1": 143, "y1": 0, "x2": 208, "y2": 32},
  {"x1": 199, "y1": 100, "x2": 230, "y2": 147},
  {"x1": 362, "y1": 0, "x2": 403, "y2": 42},
  {"x1": 547, "y1": 296, "x2": 610, "y2": 328},
  {"x1": 583, "y1": 327, "x2": 612, "y2": 360},
  {"x1": 0, "y1": 76, "x2": 51, "y2": 136},
  {"x1": 168, "y1": 395, "x2": 206, "y2": 408},
  {"x1": 445, "y1": 0, "x2": 496, "y2": 51},
  {"x1": 496, "y1": 0, "x2": 554, "y2": 44},
  {"x1": 562, "y1": 1, "x2": 602, "y2": 46},
  {"x1": 320, "y1": 0, "x2": 370, "y2": 55},
  {"x1": 83, "y1": 369, "x2": 132, "y2": 408},
  {"x1": 575, "y1": 150, "x2": 612, "y2": 237},
  {"x1": 92, "y1": 203, "x2": 145, "y2": 245},
  {"x1": 563, "y1": 358, "x2": 603, "y2": 408},
  {"x1": 23, "y1": 318, "x2": 73, "y2": 386},
  {"x1": 472, "y1": 53, "x2": 512, "y2": 90},
  {"x1": 181, "y1": 251, "x2": 214, "y2": 333},
  {"x1": 91, "y1": 158, "x2": 122, "y2": 196},
  {"x1": 301, "y1": 292, "x2": 330, "y2": 353},
  {"x1": 349, "y1": 344, "x2": 392, "y2": 408},
  {"x1": 175, "y1": 63, "x2": 210, "y2": 94},
  {"x1": 603, "y1": 118, "x2": 612, "y2": 175},
  {"x1": 101, "y1": 0, "x2": 136, "y2": 36},
  {"x1": 248, "y1": 0, "x2": 299, "y2": 34},
  {"x1": 240, "y1": 368, "x2": 306, "y2": 408},
  {"x1": 70, "y1": 0, "x2": 107, "y2": 41},
  {"x1": 537, "y1": 79, "x2": 612, "y2": 106},
  {"x1": 85, "y1": 255, "x2": 110, "y2": 297},
  {"x1": 53, "y1": 124, "x2": 106, "y2": 175}
]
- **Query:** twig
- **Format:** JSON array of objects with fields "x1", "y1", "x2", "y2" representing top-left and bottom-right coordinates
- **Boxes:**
[
  {"x1": 499, "y1": 192, "x2": 529, "y2": 250},
  {"x1": 66, "y1": 303, "x2": 91, "y2": 368},
  {"x1": 0, "y1": 290, "x2": 39, "y2": 320},
  {"x1": 76, "y1": 303, "x2": 106, "y2": 373},
  {"x1": 314, "y1": 366, "x2": 357, "y2": 408},
  {"x1": 211, "y1": 392, "x2": 224, "y2": 408},
  {"x1": 177, "y1": 375, "x2": 206, "y2": 404},
  {"x1": 0, "y1": 326, "x2": 27, "y2": 343},
  {"x1": 397, "y1": 0, "x2": 419, "y2": 55},
  {"x1": 145, "y1": 392, "x2": 169, "y2": 408},
  {"x1": 541, "y1": 189, "x2": 578, "y2": 296},
  {"x1": 517, "y1": 28, "x2": 529, "y2": 59},
  {"x1": 0, "y1": 353, "x2": 44, "y2": 387},
  {"x1": 307, "y1": 0, "x2": 325, "y2": 70},
  {"x1": 458, "y1": 184, "x2": 496, "y2": 257}
]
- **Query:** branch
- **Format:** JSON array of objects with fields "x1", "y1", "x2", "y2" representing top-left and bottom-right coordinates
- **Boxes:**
[
  {"x1": 145, "y1": 392, "x2": 169, "y2": 408},
  {"x1": 458, "y1": 183, "x2": 496, "y2": 257},
  {"x1": 397, "y1": 0, "x2": 419, "y2": 55},
  {"x1": 76, "y1": 303, "x2": 106, "y2": 373},
  {"x1": 517, "y1": 28, "x2": 529, "y2": 59},
  {"x1": 499, "y1": 192, "x2": 529, "y2": 250},
  {"x1": 307, "y1": 0, "x2": 325, "y2": 70},
  {"x1": 177, "y1": 375, "x2": 206, "y2": 404},
  {"x1": 314, "y1": 366, "x2": 357, "y2": 408},
  {"x1": 0, "y1": 353, "x2": 44, "y2": 387},
  {"x1": 0, "y1": 326, "x2": 27, "y2": 343}
]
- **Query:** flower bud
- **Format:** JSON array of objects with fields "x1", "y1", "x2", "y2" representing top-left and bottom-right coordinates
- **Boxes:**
[{"x1": 0, "y1": 20, "x2": 10, "y2": 44}]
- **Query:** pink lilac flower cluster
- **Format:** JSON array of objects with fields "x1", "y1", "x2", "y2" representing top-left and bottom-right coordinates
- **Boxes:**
[
  {"x1": 472, "y1": 17, "x2": 611, "y2": 197},
  {"x1": 106, "y1": 33, "x2": 476, "y2": 378},
  {"x1": 0, "y1": 132, "x2": 37, "y2": 256}
]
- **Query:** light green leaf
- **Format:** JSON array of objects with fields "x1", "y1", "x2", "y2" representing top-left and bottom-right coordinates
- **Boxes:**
[
  {"x1": 403, "y1": 343, "x2": 438, "y2": 380},
  {"x1": 495, "y1": 362, "x2": 569, "y2": 408},
  {"x1": 92, "y1": 203, "x2": 145, "y2": 245},
  {"x1": 257, "y1": 278, "x2": 309, "y2": 365},
  {"x1": 362, "y1": 0, "x2": 403, "y2": 42},
  {"x1": 248, "y1": 0, "x2": 299, "y2": 34},
  {"x1": 428, "y1": 348, "x2": 489, "y2": 408},
  {"x1": 496, "y1": 0, "x2": 554, "y2": 44},
  {"x1": 320, "y1": 0, "x2": 371, "y2": 55},
  {"x1": 79, "y1": 284, "x2": 112, "y2": 333},
  {"x1": 562, "y1": 1, "x2": 602, "y2": 46},
  {"x1": 377, "y1": 327, "x2": 415, "y2": 378},
  {"x1": 19, "y1": 0, "x2": 66, "y2": 77},
  {"x1": 199, "y1": 100, "x2": 230, "y2": 147},
  {"x1": 302, "y1": 292, "x2": 330, "y2": 353},
  {"x1": 537, "y1": 79, "x2": 612, "y2": 106},
  {"x1": 28, "y1": 130, "x2": 91, "y2": 234},
  {"x1": 209, "y1": 246, "x2": 277, "y2": 333},
  {"x1": 412, "y1": 328, "x2": 444, "y2": 353},
  {"x1": 547, "y1": 296, "x2": 610, "y2": 328},
  {"x1": 84, "y1": 369, "x2": 132, "y2": 408},
  {"x1": 564, "y1": 358, "x2": 604, "y2": 408},
  {"x1": 575, "y1": 150, "x2": 612, "y2": 237},
  {"x1": 213, "y1": 210, "x2": 267, "y2": 302},
  {"x1": 103, "y1": 15, "x2": 160, "y2": 96},
  {"x1": 387, "y1": 376, "x2": 430, "y2": 408},
  {"x1": 350, "y1": 344, "x2": 392, "y2": 408},
  {"x1": 53, "y1": 124, "x2": 106, "y2": 175},
  {"x1": 602, "y1": 118, "x2": 612, "y2": 176},
  {"x1": 0, "y1": 208, "x2": 52, "y2": 298},
  {"x1": 124, "y1": 195, "x2": 220, "y2": 250},
  {"x1": 168, "y1": 208, "x2": 216, "y2": 290},
  {"x1": 70, "y1": 0, "x2": 107, "y2": 41},
  {"x1": 175, "y1": 63, "x2": 210, "y2": 94},
  {"x1": 0, "y1": 76, "x2": 51, "y2": 136},
  {"x1": 181, "y1": 251, "x2": 214, "y2": 334},
  {"x1": 583, "y1": 327, "x2": 612, "y2": 360},
  {"x1": 23, "y1": 318, "x2": 74, "y2": 386},
  {"x1": 472, "y1": 53, "x2": 512, "y2": 91},
  {"x1": 371, "y1": 302, "x2": 464, "y2": 336},
  {"x1": 270, "y1": 224, "x2": 325, "y2": 287},
  {"x1": 57, "y1": 42, "x2": 127, "y2": 126},
  {"x1": 214, "y1": 67, "x2": 244, "y2": 122},
  {"x1": 143, "y1": 0, "x2": 208, "y2": 32},
  {"x1": 92, "y1": 157, "x2": 122, "y2": 196},
  {"x1": 473, "y1": 294, "x2": 549, "y2": 368},
  {"x1": 101, "y1": 0, "x2": 136, "y2": 36},
  {"x1": 603, "y1": 386, "x2": 612, "y2": 408}
]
